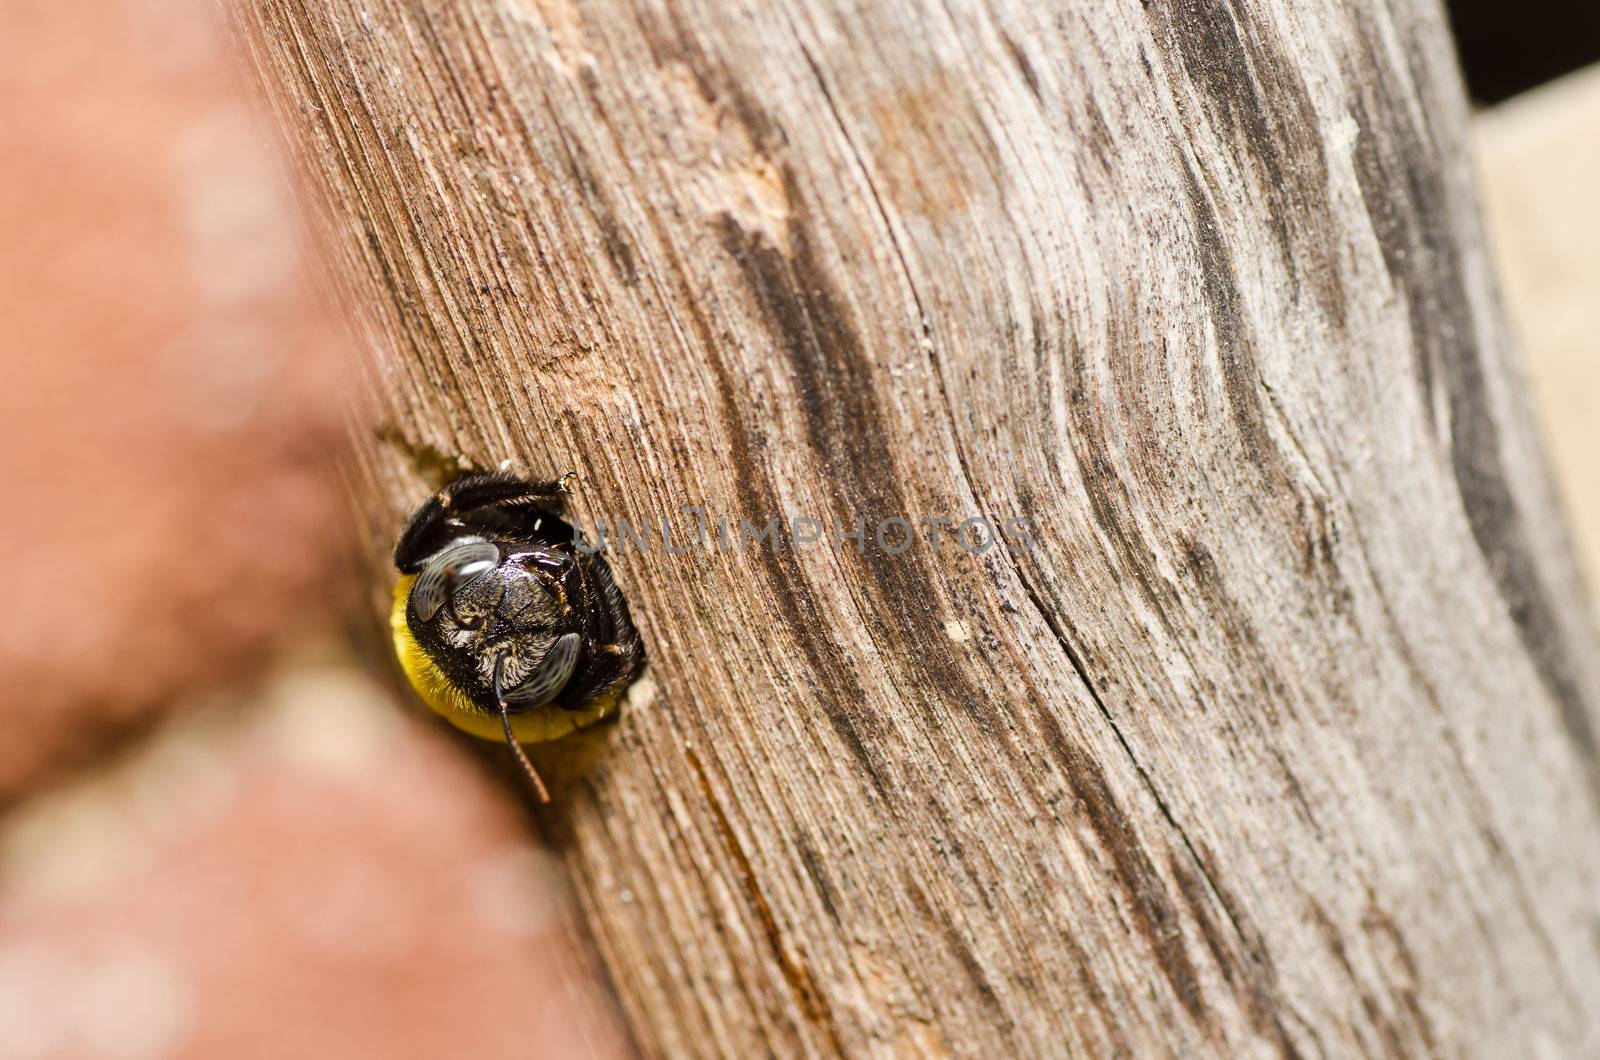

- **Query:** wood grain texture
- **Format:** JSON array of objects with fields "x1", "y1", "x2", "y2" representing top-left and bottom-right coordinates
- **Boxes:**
[{"x1": 232, "y1": 0, "x2": 1600, "y2": 1054}]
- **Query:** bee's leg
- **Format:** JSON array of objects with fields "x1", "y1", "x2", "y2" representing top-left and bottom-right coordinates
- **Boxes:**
[
  {"x1": 394, "y1": 493, "x2": 455, "y2": 572},
  {"x1": 444, "y1": 470, "x2": 578, "y2": 512},
  {"x1": 555, "y1": 560, "x2": 645, "y2": 711},
  {"x1": 394, "y1": 470, "x2": 578, "y2": 571}
]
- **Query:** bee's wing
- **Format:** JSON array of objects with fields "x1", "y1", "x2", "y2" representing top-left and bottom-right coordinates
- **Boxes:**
[{"x1": 503, "y1": 632, "x2": 581, "y2": 708}]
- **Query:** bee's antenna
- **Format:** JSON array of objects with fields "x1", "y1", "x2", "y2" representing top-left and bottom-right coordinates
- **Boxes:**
[{"x1": 493, "y1": 655, "x2": 551, "y2": 803}]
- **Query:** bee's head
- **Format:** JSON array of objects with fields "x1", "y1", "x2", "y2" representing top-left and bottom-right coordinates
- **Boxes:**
[{"x1": 406, "y1": 536, "x2": 574, "y2": 706}]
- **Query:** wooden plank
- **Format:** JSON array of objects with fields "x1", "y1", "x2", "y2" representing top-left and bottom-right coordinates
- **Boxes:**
[{"x1": 233, "y1": 0, "x2": 1600, "y2": 1053}]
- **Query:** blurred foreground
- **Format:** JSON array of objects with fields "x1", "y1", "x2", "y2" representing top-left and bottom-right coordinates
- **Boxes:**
[
  {"x1": 0, "y1": 1, "x2": 626, "y2": 1057},
  {"x1": 0, "y1": 651, "x2": 626, "y2": 1059}
]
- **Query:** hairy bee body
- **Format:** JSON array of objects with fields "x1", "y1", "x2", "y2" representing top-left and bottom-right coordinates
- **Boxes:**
[
  {"x1": 391, "y1": 471, "x2": 645, "y2": 752},
  {"x1": 389, "y1": 574, "x2": 621, "y2": 743}
]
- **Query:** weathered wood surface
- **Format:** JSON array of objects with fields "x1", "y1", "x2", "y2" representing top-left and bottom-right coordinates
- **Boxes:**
[{"x1": 234, "y1": 0, "x2": 1600, "y2": 1054}]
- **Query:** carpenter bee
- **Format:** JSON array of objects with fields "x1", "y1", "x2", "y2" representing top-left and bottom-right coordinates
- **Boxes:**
[{"x1": 390, "y1": 470, "x2": 645, "y2": 800}]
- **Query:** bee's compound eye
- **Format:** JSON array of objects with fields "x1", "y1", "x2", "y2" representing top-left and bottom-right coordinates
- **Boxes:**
[
  {"x1": 411, "y1": 540, "x2": 500, "y2": 622},
  {"x1": 450, "y1": 558, "x2": 497, "y2": 589},
  {"x1": 503, "y1": 633, "x2": 581, "y2": 708}
]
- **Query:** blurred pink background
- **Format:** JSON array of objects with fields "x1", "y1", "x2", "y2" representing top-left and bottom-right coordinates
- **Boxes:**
[{"x1": 0, "y1": 2, "x2": 628, "y2": 1056}]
